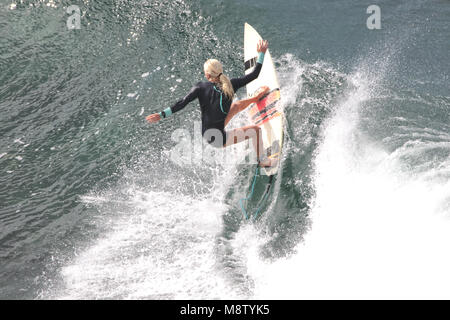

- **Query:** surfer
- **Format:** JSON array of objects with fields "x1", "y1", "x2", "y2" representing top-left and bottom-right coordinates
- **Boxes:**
[{"x1": 146, "y1": 40, "x2": 276, "y2": 167}]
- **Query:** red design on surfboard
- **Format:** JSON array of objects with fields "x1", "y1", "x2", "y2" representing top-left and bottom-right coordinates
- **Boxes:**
[{"x1": 250, "y1": 89, "x2": 281, "y2": 125}]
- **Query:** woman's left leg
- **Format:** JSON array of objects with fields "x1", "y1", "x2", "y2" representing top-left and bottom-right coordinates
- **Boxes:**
[
  {"x1": 224, "y1": 124, "x2": 276, "y2": 167},
  {"x1": 224, "y1": 86, "x2": 269, "y2": 127}
]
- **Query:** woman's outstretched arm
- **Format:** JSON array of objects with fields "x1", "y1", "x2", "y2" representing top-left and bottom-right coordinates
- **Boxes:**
[{"x1": 146, "y1": 84, "x2": 200, "y2": 123}]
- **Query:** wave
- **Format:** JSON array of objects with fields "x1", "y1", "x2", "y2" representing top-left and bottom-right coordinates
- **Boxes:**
[
  {"x1": 40, "y1": 53, "x2": 350, "y2": 299},
  {"x1": 253, "y1": 60, "x2": 450, "y2": 299},
  {"x1": 38, "y1": 13, "x2": 450, "y2": 299}
]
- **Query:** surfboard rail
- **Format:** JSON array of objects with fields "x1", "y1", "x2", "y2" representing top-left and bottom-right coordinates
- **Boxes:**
[{"x1": 244, "y1": 23, "x2": 284, "y2": 177}]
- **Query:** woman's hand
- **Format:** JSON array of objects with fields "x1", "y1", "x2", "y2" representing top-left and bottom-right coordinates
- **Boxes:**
[
  {"x1": 257, "y1": 39, "x2": 268, "y2": 53},
  {"x1": 146, "y1": 113, "x2": 161, "y2": 123}
]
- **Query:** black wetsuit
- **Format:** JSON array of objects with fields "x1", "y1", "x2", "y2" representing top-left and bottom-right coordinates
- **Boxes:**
[{"x1": 168, "y1": 62, "x2": 262, "y2": 146}]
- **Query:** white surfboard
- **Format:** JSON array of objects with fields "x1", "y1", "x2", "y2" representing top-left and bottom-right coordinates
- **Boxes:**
[{"x1": 244, "y1": 23, "x2": 284, "y2": 176}]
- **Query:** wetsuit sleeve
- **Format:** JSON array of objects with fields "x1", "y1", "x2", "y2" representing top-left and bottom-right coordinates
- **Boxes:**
[
  {"x1": 162, "y1": 84, "x2": 200, "y2": 118},
  {"x1": 231, "y1": 52, "x2": 265, "y2": 92}
]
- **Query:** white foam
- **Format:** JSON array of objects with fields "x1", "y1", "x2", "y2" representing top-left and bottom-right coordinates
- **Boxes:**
[
  {"x1": 14, "y1": 138, "x2": 25, "y2": 145},
  {"x1": 55, "y1": 142, "x2": 246, "y2": 299},
  {"x1": 58, "y1": 191, "x2": 237, "y2": 299},
  {"x1": 253, "y1": 70, "x2": 450, "y2": 299}
]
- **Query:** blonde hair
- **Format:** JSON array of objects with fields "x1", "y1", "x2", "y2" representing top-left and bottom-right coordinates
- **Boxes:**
[{"x1": 204, "y1": 59, "x2": 234, "y2": 100}]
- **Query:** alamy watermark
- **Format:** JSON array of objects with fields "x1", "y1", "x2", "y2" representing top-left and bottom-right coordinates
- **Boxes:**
[
  {"x1": 66, "y1": 5, "x2": 81, "y2": 30},
  {"x1": 15, "y1": 3, "x2": 381, "y2": 32},
  {"x1": 168, "y1": 121, "x2": 260, "y2": 167},
  {"x1": 367, "y1": 5, "x2": 381, "y2": 30}
]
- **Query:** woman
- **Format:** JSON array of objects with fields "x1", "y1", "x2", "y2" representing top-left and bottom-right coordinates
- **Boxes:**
[{"x1": 146, "y1": 39, "x2": 275, "y2": 167}]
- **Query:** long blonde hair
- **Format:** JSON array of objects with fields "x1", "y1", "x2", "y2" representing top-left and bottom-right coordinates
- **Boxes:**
[{"x1": 204, "y1": 59, "x2": 234, "y2": 100}]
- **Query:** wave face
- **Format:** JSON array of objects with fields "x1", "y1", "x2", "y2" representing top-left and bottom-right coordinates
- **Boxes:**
[
  {"x1": 254, "y1": 65, "x2": 450, "y2": 299},
  {"x1": 0, "y1": 0, "x2": 449, "y2": 299}
]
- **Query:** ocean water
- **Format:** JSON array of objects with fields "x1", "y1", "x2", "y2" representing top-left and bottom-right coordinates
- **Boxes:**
[{"x1": 0, "y1": 0, "x2": 449, "y2": 299}]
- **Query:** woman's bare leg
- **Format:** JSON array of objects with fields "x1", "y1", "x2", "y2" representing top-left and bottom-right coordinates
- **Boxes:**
[
  {"x1": 224, "y1": 124, "x2": 276, "y2": 167},
  {"x1": 224, "y1": 86, "x2": 269, "y2": 127}
]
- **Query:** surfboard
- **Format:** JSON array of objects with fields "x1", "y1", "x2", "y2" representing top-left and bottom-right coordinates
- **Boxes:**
[{"x1": 244, "y1": 23, "x2": 284, "y2": 176}]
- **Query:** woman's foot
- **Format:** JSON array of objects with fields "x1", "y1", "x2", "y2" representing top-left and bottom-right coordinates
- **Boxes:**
[{"x1": 253, "y1": 86, "x2": 270, "y2": 102}]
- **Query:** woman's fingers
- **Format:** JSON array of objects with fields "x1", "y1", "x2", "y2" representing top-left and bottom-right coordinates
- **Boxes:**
[
  {"x1": 146, "y1": 113, "x2": 160, "y2": 123},
  {"x1": 257, "y1": 39, "x2": 263, "y2": 51},
  {"x1": 262, "y1": 40, "x2": 268, "y2": 51},
  {"x1": 257, "y1": 39, "x2": 269, "y2": 53}
]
